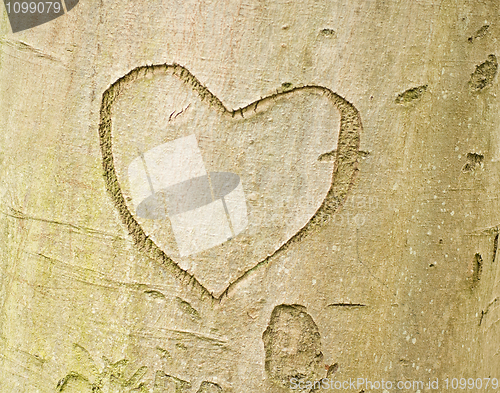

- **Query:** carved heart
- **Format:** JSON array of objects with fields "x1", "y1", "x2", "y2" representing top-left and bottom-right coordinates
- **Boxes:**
[{"x1": 99, "y1": 64, "x2": 361, "y2": 299}]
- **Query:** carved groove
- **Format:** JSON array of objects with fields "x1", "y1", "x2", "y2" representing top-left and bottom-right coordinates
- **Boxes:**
[{"x1": 98, "y1": 63, "x2": 362, "y2": 302}]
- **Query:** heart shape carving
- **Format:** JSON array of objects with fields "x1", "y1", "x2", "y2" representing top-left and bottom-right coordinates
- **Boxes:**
[{"x1": 99, "y1": 64, "x2": 361, "y2": 299}]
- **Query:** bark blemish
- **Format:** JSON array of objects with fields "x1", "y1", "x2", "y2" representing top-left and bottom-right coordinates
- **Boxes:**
[
  {"x1": 262, "y1": 304, "x2": 324, "y2": 389},
  {"x1": 493, "y1": 233, "x2": 499, "y2": 263},
  {"x1": 176, "y1": 297, "x2": 201, "y2": 320},
  {"x1": 197, "y1": 381, "x2": 223, "y2": 393},
  {"x1": 144, "y1": 290, "x2": 165, "y2": 299},
  {"x1": 468, "y1": 24, "x2": 490, "y2": 43},
  {"x1": 395, "y1": 85, "x2": 428, "y2": 104},
  {"x1": 320, "y1": 28, "x2": 335, "y2": 37},
  {"x1": 469, "y1": 54, "x2": 498, "y2": 91},
  {"x1": 462, "y1": 152, "x2": 484, "y2": 173},
  {"x1": 469, "y1": 253, "x2": 483, "y2": 288}
]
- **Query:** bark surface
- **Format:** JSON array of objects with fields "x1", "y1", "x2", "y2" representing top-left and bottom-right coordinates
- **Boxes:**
[{"x1": 1, "y1": 1, "x2": 499, "y2": 392}]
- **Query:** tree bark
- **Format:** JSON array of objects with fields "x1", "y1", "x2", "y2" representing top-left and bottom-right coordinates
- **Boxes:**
[{"x1": 1, "y1": 0, "x2": 500, "y2": 392}]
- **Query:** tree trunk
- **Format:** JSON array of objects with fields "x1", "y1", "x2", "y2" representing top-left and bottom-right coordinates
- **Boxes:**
[{"x1": 1, "y1": 0, "x2": 499, "y2": 392}]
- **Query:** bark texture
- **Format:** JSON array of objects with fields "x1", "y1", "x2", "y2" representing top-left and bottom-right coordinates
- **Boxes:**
[{"x1": 1, "y1": 0, "x2": 500, "y2": 392}]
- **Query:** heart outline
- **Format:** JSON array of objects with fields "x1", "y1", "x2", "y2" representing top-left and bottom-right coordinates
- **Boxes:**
[{"x1": 98, "y1": 63, "x2": 362, "y2": 302}]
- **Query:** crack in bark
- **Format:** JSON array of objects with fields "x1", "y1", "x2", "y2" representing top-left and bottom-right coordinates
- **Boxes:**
[
  {"x1": 328, "y1": 303, "x2": 367, "y2": 308},
  {"x1": 2, "y1": 207, "x2": 124, "y2": 241}
]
